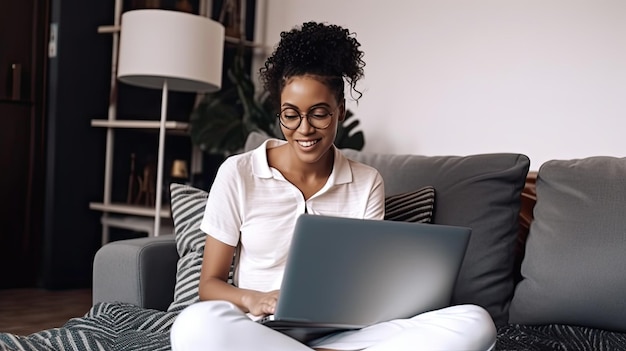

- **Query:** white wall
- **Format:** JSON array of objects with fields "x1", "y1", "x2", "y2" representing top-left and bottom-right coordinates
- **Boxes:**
[{"x1": 254, "y1": 0, "x2": 626, "y2": 170}]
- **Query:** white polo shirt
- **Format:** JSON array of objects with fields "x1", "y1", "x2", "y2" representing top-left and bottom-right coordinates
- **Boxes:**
[{"x1": 200, "y1": 139, "x2": 385, "y2": 292}]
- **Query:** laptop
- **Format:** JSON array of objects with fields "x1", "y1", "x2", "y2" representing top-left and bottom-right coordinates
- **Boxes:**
[{"x1": 258, "y1": 214, "x2": 471, "y2": 342}]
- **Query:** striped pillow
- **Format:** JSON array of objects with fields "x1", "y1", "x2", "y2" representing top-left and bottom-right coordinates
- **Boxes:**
[
  {"x1": 167, "y1": 183, "x2": 209, "y2": 312},
  {"x1": 384, "y1": 186, "x2": 436, "y2": 223}
]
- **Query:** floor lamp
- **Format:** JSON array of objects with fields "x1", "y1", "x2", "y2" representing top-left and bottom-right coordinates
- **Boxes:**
[{"x1": 117, "y1": 9, "x2": 224, "y2": 237}]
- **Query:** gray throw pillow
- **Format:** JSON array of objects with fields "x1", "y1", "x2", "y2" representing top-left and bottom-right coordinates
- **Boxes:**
[
  {"x1": 342, "y1": 149, "x2": 530, "y2": 327},
  {"x1": 509, "y1": 157, "x2": 626, "y2": 331}
]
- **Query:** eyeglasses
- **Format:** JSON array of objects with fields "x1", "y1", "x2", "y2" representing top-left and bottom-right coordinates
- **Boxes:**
[{"x1": 277, "y1": 106, "x2": 334, "y2": 130}]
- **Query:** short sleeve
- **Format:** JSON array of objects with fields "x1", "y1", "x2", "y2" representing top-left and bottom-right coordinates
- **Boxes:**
[
  {"x1": 200, "y1": 157, "x2": 243, "y2": 247},
  {"x1": 364, "y1": 172, "x2": 385, "y2": 220}
]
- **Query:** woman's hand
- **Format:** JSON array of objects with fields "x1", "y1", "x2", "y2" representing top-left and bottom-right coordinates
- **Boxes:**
[{"x1": 241, "y1": 290, "x2": 280, "y2": 316}]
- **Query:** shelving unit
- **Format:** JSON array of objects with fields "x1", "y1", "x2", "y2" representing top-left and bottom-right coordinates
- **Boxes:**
[
  {"x1": 92, "y1": 0, "x2": 265, "y2": 245},
  {"x1": 89, "y1": 116, "x2": 187, "y2": 244},
  {"x1": 88, "y1": 120, "x2": 186, "y2": 222},
  {"x1": 91, "y1": 0, "x2": 200, "y2": 245}
]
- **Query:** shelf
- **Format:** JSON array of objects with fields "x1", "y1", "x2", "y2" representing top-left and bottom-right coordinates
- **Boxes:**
[
  {"x1": 97, "y1": 25, "x2": 266, "y2": 49},
  {"x1": 91, "y1": 119, "x2": 190, "y2": 136},
  {"x1": 100, "y1": 215, "x2": 174, "y2": 236},
  {"x1": 97, "y1": 25, "x2": 120, "y2": 34},
  {"x1": 91, "y1": 119, "x2": 189, "y2": 130},
  {"x1": 90, "y1": 202, "x2": 171, "y2": 218},
  {"x1": 224, "y1": 36, "x2": 266, "y2": 49}
]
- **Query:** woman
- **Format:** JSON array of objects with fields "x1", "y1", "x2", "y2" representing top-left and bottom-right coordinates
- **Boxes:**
[{"x1": 171, "y1": 21, "x2": 496, "y2": 351}]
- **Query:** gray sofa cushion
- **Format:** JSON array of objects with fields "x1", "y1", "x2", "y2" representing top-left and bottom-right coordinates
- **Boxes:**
[
  {"x1": 341, "y1": 150, "x2": 530, "y2": 327},
  {"x1": 509, "y1": 157, "x2": 626, "y2": 331}
]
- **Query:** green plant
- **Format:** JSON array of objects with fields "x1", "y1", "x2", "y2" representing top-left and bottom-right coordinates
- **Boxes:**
[{"x1": 189, "y1": 45, "x2": 365, "y2": 155}]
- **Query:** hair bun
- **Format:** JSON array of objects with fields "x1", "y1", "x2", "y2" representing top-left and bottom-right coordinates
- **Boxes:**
[{"x1": 260, "y1": 21, "x2": 366, "y2": 104}]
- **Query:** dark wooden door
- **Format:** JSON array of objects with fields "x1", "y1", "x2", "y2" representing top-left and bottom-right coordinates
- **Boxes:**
[{"x1": 0, "y1": 0, "x2": 49, "y2": 288}]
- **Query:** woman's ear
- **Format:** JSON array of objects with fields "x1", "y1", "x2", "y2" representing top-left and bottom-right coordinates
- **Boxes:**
[{"x1": 338, "y1": 99, "x2": 347, "y2": 122}]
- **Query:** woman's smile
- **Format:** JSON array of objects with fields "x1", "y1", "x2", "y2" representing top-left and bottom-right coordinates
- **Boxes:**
[{"x1": 297, "y1": 139, "x2": 320, "y2": 148}]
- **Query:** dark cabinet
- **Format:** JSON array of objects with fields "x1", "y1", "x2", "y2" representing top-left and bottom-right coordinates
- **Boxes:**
[{"x1": 0, "y1": 0, "x2": 49, "y2": 288}]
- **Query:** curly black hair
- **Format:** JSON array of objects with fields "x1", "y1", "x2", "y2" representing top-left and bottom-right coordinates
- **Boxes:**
[{"x1": 259, "y1": 21, "x2": 365, "y2": 107}]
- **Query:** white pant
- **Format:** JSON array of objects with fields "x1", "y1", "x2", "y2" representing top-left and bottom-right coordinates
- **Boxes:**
[{"x1": 170, "y1": 301, "x2": 497, "y2": 351}]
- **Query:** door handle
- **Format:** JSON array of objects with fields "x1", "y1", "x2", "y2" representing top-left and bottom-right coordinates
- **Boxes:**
[{"x1": 10, "y1": 63, "x2": 22, "y2": 101}]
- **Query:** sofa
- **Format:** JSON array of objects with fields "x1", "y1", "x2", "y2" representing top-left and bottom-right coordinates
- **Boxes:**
[{"x1": 1, "y1": 135, "x2": 625, "y2": 351}]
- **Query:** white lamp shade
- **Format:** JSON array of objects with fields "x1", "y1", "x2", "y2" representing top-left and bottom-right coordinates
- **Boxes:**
[{"x1": 117, "y1": 9, "x2": 224, "y2": 93}]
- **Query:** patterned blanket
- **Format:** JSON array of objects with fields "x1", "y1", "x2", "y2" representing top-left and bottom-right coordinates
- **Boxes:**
[
  {"x1": 0, "y1": 302, "x2": 176, "y2": 351},
  {"x1": 2, "y1": 302, "x2": 626, "y2": 351},
  {"x1": 497, "y1": 324, "x2": 626, "y2": 351}
]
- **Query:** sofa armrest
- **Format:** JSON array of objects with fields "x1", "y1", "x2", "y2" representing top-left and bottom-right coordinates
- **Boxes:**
[{"x1": 92, "y1": 234, "x2": 178, "y2": 311}]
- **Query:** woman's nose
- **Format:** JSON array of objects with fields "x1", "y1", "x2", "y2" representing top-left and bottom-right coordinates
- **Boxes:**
[{"x1": 297, "y1": 115, "x2": 316, "y2": 134}]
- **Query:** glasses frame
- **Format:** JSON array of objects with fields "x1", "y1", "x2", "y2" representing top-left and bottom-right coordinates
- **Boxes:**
[{"x1": 277, "y1": 106, "x2": 335, "y2": 130}]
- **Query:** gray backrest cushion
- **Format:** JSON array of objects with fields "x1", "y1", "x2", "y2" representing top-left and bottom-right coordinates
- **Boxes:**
[
  {"x1": 246, "y1": 132, "x2": 530, "y2": 326},
  {"x1": 342, "y1": 150, "x2": 529, "y2": 327},
  {"x1": 509, "y1": 157, "x2": 626, "y2": 331}
]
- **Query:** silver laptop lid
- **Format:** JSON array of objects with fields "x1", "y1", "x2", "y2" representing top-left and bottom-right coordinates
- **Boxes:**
[{"x1": 274, "y1": 214, "x2": 471, "y2": 328}]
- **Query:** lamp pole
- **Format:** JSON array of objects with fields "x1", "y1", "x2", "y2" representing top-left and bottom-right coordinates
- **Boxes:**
[{"x1": 154, "y1": 80, "x2": 168, "y2": 237}]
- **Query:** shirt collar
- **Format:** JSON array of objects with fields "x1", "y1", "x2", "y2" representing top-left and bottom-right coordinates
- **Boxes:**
[{"x1": 251, "y1": 138, "x2": 353, "y2": 185}]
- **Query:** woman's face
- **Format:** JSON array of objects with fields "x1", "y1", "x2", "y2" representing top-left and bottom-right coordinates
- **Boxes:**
[{"x1": 279, "y1": 75, "x2": 345, "y2": 165}]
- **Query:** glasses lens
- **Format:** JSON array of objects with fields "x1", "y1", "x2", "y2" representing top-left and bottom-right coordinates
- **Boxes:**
[
  {"x1": 307, "y1": 107, "x2": 332, "y2": 129},
  {"x1": 279, "y1": 108, "x2": 301, "y2": 130},
  {"x1": 279, "y1": 107, "x2": 334, "y2": 130}
]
